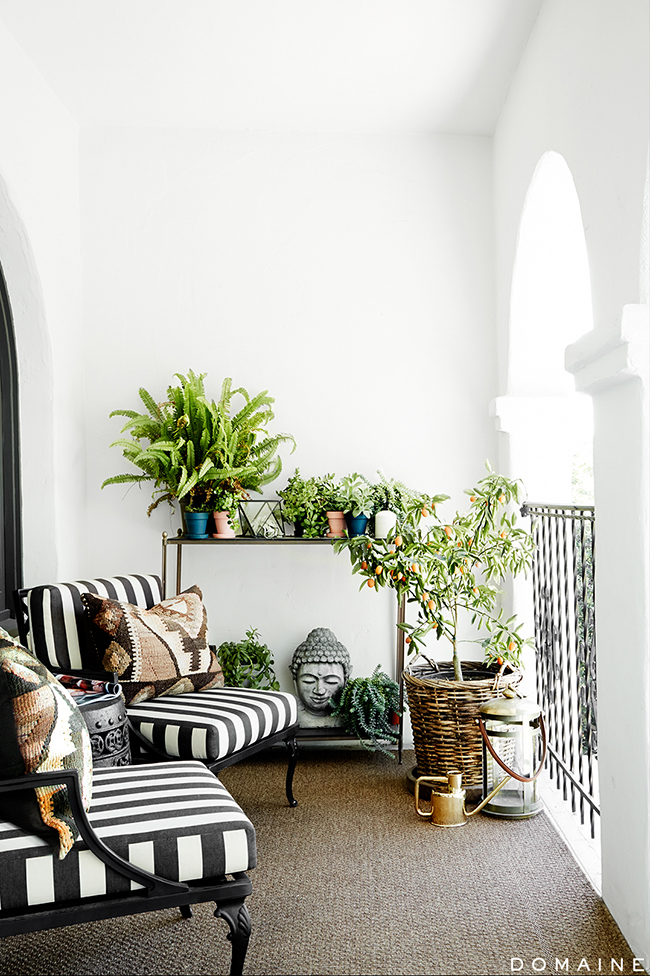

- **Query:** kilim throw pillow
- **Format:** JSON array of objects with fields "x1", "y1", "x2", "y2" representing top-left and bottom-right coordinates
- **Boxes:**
[
  {"x1": 81, "y1": 585, "x2": 224, "y2": 704},
  {"x1": 0, "y1": 628, "x2": 93, "y2": 859}
]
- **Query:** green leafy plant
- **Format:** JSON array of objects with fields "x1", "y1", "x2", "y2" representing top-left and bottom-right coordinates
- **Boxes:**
[
  {"x1": 102, "y1": 371, "x2": 295, "y2": 514},
  {"x1": 339, "y1": 473, "x2": 374, "y2": 518},
  {"x1": 335, "y1": 464, "x2": 535, "y2": 680},
  {"x1": 216, "y1": 628, "x2": 280, "y2": 690},
  {"x1": 321, "y1": 476, "x2": 346, "y2": 512},
  {"x1": 371, "y1": 472, "x2": 433, "y2": 517},
  {"x1": 277, "y1": 469, "x2": 333, "y2": 538},
  {"x1": 329, "y1": 666, "x2": 401, "y2": 756}
]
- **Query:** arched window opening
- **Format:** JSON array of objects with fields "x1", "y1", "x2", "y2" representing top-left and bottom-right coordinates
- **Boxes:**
[
  {"x1": 0, "y1": 261, "x2": 22, "y2": 625},
  {"x1": 509, "y1": 151, "x2": 594, "y2": 503}
]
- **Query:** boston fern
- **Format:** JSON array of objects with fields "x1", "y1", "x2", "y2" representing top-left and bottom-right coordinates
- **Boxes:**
[
  {"x1": 330, "y1": 666, "x2": 400, "y2": 756},
  {"x1": 102, "y1": 371, "x2": 295, "y2": 514}
]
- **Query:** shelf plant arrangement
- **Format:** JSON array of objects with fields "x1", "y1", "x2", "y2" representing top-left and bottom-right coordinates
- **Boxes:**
[
  {"x1": 216, "y1": 628, "x2": 280, "y2": 691},
  {"x1": 102, "y1": 371, "x2": 295, "y2": 526},
  {"x1": 329, "y1": 666, "x2": 401, "y2": 756}
]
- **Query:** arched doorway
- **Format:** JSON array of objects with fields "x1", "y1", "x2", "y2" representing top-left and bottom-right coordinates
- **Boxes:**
[
  {"x1": 0, "y1": 260, "x2": 22, "y2": 625},
  {"x1": 502, "y1": 150, "x2": 594, "y2": 502}
]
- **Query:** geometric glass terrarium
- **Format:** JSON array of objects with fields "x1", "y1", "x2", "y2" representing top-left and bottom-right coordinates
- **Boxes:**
[{"x1": 238, "y1": 500, "x2": 285, "y2": 538}]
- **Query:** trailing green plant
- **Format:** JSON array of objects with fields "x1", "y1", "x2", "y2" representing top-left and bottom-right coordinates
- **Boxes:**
[
  {"x1": 334, "y1": 463, "x2": 535, "y2": 681},
  {"x1": 216, "y1": 627, "x2": 280, "y2": 690},
  {"x1": 277, "y1": 469, "x2": 332, "y2": 538},
  {"x1": 102, "y1": 371, "x2": 295, "y2": 514},
  {"x1": 329, "y1": 666, "x2": 401, "y2": 756},
  {"x1": 338, "y1": 473, "x2": 374, "y2": 518}
]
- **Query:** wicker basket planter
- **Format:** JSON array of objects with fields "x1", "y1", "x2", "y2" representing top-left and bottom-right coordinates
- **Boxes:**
[{"x1": 404, "y1": 661, "x2": 522, "y2": 787}]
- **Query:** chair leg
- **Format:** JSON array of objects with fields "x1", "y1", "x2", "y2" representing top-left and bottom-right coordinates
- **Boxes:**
[
  {"x1": 180, "y1": 904, "x2": 193, "y2": 918},
  {"x1": 215, "y1": 900, "x2": 251, "y2": 976},
  {"x1": 285, "y1": 735, "x2": 298, "y2": 807}
]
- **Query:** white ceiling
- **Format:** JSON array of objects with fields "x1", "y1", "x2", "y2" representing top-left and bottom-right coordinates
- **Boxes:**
[{"x1": 0, "y1": 0, "x2": 542, "y2": 133}]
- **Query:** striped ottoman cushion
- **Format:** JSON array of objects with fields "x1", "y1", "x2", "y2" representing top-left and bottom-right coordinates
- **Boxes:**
[
  {"x1": 128, "y1": 687, "x2": 299, "y2": 761},
  {"x1": 22, "y1": 576, "x2": 163, "y2": 671},
  {"x1": 0, "y1": 762, "x2": 255, "y2": 912}
]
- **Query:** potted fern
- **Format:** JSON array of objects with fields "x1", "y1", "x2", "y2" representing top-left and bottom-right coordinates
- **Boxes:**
[
  {"x1": 102, "y1": 371, "x2": 295, "y2": 536},
  {"x1": 371, "y1": 472, "x2": 434, "y2": 539},
  {"x1": 329, "y1": 666, "x2": 400, "y2": 756}
]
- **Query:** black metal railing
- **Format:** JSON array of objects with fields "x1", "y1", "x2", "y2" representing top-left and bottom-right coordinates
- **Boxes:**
[{"x1": 521, "y1": 502, "x2": 599, "y2": 837}]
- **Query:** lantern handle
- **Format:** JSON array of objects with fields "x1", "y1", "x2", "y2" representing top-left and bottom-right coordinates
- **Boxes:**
[{"x1": 477, "y1": 714, "x2": 547, "y2": 783}]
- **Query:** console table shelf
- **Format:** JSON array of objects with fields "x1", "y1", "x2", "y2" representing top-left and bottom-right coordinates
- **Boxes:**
[{"x1": 161, "y1": 531, "x2": 407, "y2": 761}]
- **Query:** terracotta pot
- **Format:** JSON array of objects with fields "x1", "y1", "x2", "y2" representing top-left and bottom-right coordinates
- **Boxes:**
[
  {"x1": 212, "y1": 511, "x2": 236, "y2": 538},
  {"x1": 326, "y1": 511, "x2": 346, "y2": 538}
]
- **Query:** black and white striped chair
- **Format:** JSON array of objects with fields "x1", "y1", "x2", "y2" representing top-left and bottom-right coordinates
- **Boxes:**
[
  {"x1": 0, "y1": 761, "x2": 255, "y2": 975},
  {"x1": 13, "y1": 575, "x2": 299, "y2": 806}
]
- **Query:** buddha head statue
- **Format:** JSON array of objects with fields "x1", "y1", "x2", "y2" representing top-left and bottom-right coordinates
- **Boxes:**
[{"x1": 289, "y1": 628, "x2": 351, "y2": 719}]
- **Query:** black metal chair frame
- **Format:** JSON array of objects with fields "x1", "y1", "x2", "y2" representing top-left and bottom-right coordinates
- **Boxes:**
[
  {"x1": 13, "y1": 588, "x2": 300, "y2": 807},
  {"x1": 0, "y1": 769, "x2": 252, "y2": 976}
]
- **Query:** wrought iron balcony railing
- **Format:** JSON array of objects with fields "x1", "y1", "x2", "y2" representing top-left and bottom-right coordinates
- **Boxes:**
[{"x1": 521, "y1": 502, "x2": 598, "y2": 837}]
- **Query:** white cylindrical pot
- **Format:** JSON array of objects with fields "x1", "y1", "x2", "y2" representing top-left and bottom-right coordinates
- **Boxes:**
[{"x1": 374, "y1": 509, "x2": 397, "y2": 539}]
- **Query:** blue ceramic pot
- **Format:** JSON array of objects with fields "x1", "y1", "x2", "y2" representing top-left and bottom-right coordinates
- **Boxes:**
[
  {"x1": 345, "y1": 513, "x2": 368, "y2": 537},
  {"x1": 185, "y1": 511, "x2": 210, "y2": 539}
]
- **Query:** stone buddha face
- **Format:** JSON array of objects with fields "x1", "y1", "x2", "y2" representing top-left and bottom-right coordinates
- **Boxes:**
[{"x1": 295, "y1": 661, "x2": 346, "y2": 715}]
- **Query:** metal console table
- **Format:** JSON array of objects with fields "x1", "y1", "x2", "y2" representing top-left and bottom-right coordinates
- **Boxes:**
[{"x1": 161, "y1": 532, "x2": 407, "y2": 762}]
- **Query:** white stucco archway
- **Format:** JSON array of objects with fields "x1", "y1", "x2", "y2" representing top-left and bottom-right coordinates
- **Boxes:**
[{"x1": 494, "y1": 151, "x2": 594, "y2": 505}]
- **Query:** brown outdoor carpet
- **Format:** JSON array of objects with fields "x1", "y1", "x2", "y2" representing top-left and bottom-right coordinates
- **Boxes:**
[{"x1": 0, "y1": 748, "x2": 639, "y2": 976}]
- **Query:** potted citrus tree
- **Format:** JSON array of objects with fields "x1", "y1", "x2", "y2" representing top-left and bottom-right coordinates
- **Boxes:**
[{"x1": 334, "y1": 464, "x2": 535, "y2": 786}]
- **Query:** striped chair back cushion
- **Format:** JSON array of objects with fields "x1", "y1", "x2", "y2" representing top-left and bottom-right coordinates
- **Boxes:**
[{"x1": 22, "y1": 576, "x2": 163, "y2": 671}]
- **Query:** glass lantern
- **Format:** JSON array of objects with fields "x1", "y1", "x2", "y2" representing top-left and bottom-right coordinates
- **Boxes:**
[{"x1": 477, "y1": 696, "x2": 547, "y2": 819}]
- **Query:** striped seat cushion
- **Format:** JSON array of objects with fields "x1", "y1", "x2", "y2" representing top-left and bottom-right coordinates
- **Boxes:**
[
  {"x1": 23, "y1": 576, "x2": 163, "y2": 670},
  {"x1": 128, "y1": 687, "x2": 299, "y2": 762},
  {"x1": 0, "y1": 761, "x2": 255, "y2": 912}
]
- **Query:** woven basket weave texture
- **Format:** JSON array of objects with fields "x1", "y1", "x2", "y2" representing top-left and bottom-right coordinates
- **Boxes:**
[{"x1": 404, "y1": 661, "x2": 522, "y2": 786}]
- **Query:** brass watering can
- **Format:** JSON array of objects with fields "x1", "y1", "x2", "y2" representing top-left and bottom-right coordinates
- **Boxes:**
[{"x1": 414, "y1": 770, "x2": 511, "y2": 827}]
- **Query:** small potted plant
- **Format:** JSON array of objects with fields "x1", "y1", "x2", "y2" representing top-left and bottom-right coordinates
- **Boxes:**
[
  {"x1": 216, "y1": 628, "x2": 280, "y2": 690},
  {"x1": 211, "y1": 484, "x2": 243, "y2": 538},
  {"x1": 371, "y1": 472, "x2": 432, "y2": 539},
  {"x1": 329, "y1": 666, "x2": 401, "y2": 756},
  {"x1": 277, "y1": 469, "x2": 331, "y2": 538},
  {"x1": 339, "y1": 473, "x2": 374, "y2": 536},
  {"x1": 321, "y1": 476, "x2": 347, "y2": 538}
]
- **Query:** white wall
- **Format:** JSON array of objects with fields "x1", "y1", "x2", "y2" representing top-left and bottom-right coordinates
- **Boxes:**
[
  {"x1": 0, "y1": 20, "x2": 85, "y2": 584},
  {"x1": 493, "y1": 0, "x2": 649, "y2": 960},
  {"x1": 80, "y1": 127, "x2": 496, "y2": 693}
]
